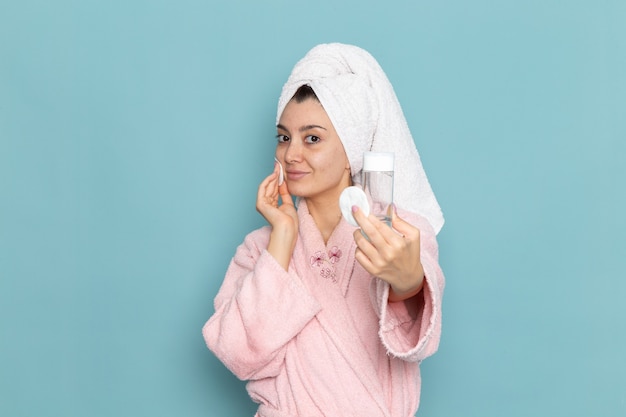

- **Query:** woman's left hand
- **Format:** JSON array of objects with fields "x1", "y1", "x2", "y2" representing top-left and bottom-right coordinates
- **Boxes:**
[{"x1": 352, "y1": 205, "x2": 424, "y2": 302}]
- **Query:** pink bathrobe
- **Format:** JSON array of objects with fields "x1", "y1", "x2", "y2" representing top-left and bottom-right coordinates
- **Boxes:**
[{"x1": 203, "y1": 200, "x2": 444, "y2": 417}]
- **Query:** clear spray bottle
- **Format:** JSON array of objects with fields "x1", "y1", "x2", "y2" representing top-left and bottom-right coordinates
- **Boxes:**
[{"x1": 362, "y1": 151, "x2": 394, "y2": 227}]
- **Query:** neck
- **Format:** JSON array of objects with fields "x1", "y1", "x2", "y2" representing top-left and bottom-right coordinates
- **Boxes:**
[{"x1": 305, "y1": 197, "x2": 343, "y2": 245}]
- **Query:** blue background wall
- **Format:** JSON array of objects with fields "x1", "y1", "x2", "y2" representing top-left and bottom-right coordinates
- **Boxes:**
[{"x1": 1, "y1": 0, "x2": 625, "y2": 416}]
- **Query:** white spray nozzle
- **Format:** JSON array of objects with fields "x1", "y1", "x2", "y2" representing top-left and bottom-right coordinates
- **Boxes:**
[{"x1": 363, "y1": 151, "x2": 394, "y2": 172}]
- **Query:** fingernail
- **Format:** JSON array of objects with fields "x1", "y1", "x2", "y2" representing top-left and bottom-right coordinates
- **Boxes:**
[{"x1": 352, "y1": 205, "x2": 359, "y2": 213}]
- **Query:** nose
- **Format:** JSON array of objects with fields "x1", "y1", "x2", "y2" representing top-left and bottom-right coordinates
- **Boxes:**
[{"x1": 283, "y1": 138, "x2": 303, "y2": 164}]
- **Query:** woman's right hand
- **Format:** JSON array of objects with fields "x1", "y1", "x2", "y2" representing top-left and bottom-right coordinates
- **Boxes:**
[{"x1": 256, "y1": 162, "x2": 298, "y2": 270}]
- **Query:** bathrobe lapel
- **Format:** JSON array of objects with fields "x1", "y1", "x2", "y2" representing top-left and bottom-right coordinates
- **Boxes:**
[{"x1": 295, "y1": 202, "x2": 390, "y2": 416}]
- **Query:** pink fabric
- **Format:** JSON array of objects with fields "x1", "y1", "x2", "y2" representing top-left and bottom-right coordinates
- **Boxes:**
[{"x1": 203, "y1": 201, "x2": 444, "y2": 417}]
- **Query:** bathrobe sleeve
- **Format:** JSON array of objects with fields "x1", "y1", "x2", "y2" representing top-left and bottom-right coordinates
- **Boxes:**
[
  {"x1": 372, "y1": 212, "x2": 445, "y2": 362},
  {"x1": 203, "y1": 227, "x2": 322, "y2": 381}
]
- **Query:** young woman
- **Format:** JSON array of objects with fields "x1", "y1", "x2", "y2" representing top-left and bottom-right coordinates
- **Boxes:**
[{"x1": 203, "y1": 43, "x2": 445, "y2": 417}]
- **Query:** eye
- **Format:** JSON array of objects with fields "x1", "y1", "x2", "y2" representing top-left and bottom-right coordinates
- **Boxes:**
[
  {"x1": 304, "y1": 135, "x2": 321, "y2": 144},
  {"x1": 276, "y1": 134, "x2": 290, "y2": 143}
]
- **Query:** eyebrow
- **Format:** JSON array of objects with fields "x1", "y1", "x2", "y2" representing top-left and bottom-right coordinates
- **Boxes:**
[{"x1": 276, "y1": 124, "x2": 327, "y2": 133}]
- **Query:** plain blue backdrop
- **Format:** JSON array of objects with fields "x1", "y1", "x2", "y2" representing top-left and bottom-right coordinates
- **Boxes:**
[{"x1": 1, "y1": 0, "x2": 625, "y2": 416}]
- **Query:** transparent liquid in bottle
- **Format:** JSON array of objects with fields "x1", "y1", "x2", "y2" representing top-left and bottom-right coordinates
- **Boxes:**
[{"x1": 362, "y1": 152, "x2": 394, "y2": 227}]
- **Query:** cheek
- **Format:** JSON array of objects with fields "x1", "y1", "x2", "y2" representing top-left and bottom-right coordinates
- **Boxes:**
[
  {"x1": 275, "y1": 147, "x2": 286, "y2": 163},
  {"x1": 321, "y1": 154, "x2": 349, "y2": 179}
]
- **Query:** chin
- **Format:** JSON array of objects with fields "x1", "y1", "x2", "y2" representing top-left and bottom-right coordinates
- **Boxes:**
[{"x1": 286, "y1": 183, "x2": 309, "y2": 197}]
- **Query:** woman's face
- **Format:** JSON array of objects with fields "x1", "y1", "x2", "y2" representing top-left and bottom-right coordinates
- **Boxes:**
[{"x1": 276, "y1": 97, "x2": 351, "y2": 202}]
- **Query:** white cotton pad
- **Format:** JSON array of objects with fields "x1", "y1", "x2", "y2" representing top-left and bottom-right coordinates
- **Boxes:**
[
  {"x1": 274, "y1": 157, "x2": 284, "y2": 185},
  {"x1": 339, "y1": 186, "x2": 370, "y2": 227}
]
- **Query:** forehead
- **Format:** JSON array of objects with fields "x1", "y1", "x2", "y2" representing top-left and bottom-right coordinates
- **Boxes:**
[{"x1": 278, "y1": 98, "x2": 334, "y2": 129}]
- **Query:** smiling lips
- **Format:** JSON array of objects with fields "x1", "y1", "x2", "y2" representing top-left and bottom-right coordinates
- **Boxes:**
[{"x1": 286, "y1": 170, "x2": 308, "y2": 181}]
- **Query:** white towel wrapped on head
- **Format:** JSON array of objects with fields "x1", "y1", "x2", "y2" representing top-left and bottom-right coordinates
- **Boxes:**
[{"x1": 277, "y1": 43, "x2": 444, "y2": 234}]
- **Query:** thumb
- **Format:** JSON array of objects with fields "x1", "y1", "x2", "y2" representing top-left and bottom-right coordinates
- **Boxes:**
[{"x1": 390, "y1": 204, "x2": 413, "y2": 235}]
